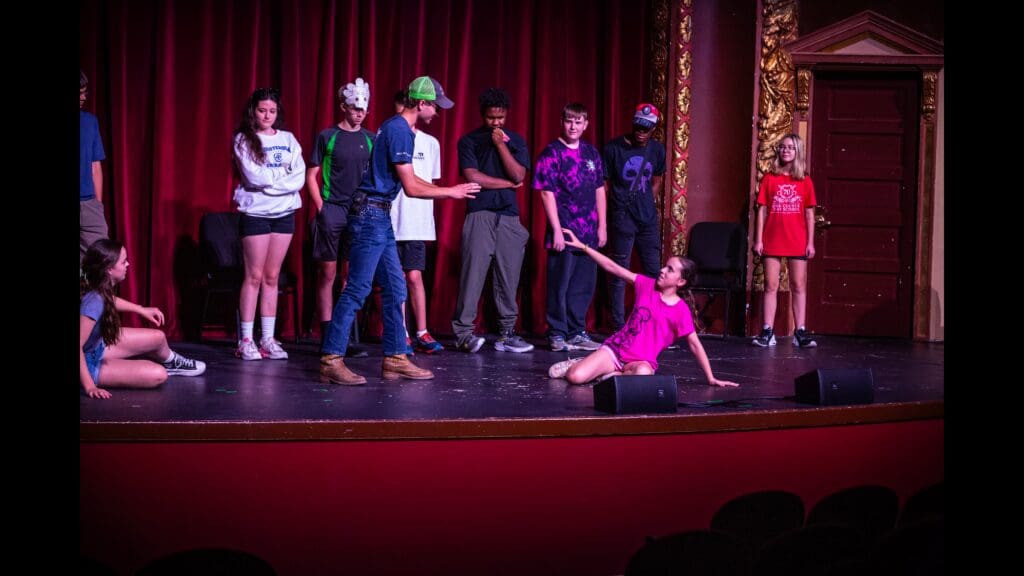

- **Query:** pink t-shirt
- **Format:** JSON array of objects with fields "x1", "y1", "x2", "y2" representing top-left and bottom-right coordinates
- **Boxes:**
[
  {"x1": 757, "y1": 173, "x2": 817, "y2": 256},
  {"x1": 603, "y1": 275, "x2": 695, "y2": 371}
]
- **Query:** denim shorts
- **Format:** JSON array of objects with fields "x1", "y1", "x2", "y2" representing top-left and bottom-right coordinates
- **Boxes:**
[{"x1": 85, "y1": 341, "x2": 106, "y2": 385}]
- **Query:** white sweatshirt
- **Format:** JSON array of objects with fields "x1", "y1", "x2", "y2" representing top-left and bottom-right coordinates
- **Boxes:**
[{"x1": 232, "y1": 130, "x2": 305, "y2": 218}]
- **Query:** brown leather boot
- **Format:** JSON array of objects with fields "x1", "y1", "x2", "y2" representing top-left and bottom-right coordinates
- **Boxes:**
[
  {"x1": 320, "y1": 354, "x2": 367, "y2": 385},
  {"x1": 382, "y1": 354, "x2": 434, "y2": 380}
]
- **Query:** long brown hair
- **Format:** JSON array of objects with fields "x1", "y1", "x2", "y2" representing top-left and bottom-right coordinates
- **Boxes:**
[
  {"x1": 672, "y1": 256, "x2": 702, "y2": 330},
  {"x1": 234, "y1": 87, "x2": 285, "y2": 163},
  {"x1": 80, "y1": 239, "x2": 123, "y2": 346}
]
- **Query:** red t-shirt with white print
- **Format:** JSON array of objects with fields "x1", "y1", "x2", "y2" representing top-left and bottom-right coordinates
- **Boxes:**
[{"x1": 757, "y1": 173, "x2": 817, "y2": 257}]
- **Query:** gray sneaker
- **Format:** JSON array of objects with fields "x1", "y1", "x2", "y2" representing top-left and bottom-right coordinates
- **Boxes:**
[
  {"x1": 457, "y1": 334, "x2": 486, "y2": 353},
  {"x1": 495, "y1": 331, "x2": 535, "y2": 353},
  {"x1": 549, "y1": 335, "x2": 568, "y2": 352},
  {"x1": 566, "y1": 332, "x2": 601, "y2": 351}
]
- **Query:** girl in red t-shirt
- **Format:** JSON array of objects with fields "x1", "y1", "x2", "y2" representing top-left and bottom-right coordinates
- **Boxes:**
[{"x1": 752, "y1": 133, "x2": 818, "y2": 348}]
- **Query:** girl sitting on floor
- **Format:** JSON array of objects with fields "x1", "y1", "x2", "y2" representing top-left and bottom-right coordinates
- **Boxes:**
[
  {"x1": 80, "y1": 239, "x2": 206, "y2": 399},
  {"x1": 548, "y1": 229, "x2": 738, "y2": 388}
]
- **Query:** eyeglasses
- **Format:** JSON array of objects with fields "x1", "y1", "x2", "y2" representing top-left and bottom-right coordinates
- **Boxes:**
[{"x1": 778, "y1": 145, "x2": 797, "y2": 151}]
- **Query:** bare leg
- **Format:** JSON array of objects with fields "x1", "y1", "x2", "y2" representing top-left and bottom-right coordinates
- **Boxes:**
[
  {"x1": 258, "y1": 233, "x2": 293, "y2": 319},
  {"x1": 762, "y1": 257, "x2": 781, "y2": 328},
  {"x1": 565, "y1": 350, "x2": 619, "y2": 385},
  {"x1": 99, "y1": 327, "x2": 173, "y2": 388},
  {"x1": 96, "y1": 359, "x2": 167, "y2": 388},
  {"x1": 621, "y1": 361, "x2": 655, "y2": 375},
  {"x1": 104, "y1": 327, "x2": 171, "y2": 361},
  {"x1": 788, "y1": 258, "x2": 808, "y2": 328},
  {"x1": 406, "y1": 269, "x2": 427, "y2": 333},
  {"x1": 240, "y1": 234, "x2": 270, "y2": 323},
  {"x1": 316, "y1": 260, "x2": 338, "y2": 322}
]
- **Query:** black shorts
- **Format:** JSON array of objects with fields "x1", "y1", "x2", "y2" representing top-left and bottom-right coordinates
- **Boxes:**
[
  {"x1": 396, "y1": 240, "x2": 426, "y2": 271},
  {"x1": 239, "y1": 213, "x2": 295, "y2": 237},
  {"x1": 763, "y1": 254, "x2": 808, "y2": 261},
  {"x1": 310, "y1": 202, "x2": 352, "y2": 262}
]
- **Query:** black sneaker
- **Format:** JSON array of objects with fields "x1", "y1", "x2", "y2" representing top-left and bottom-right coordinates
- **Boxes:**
[
  {"x1": 163, "y1": 352, "x2": 206, "y2": 376},
  {"x1": 752, "y1": 327, "x2": 776, "y2": 347},
  {"x1": 794, "y1": 328, "x2": 817, "y2": 348}
]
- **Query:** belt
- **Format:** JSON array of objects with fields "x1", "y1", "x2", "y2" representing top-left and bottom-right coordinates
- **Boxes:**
[{"x1": 365, "y1": 198, "x2": 392, "y2": 211}]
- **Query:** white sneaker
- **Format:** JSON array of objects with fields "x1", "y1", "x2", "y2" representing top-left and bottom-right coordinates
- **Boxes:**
[
  {"x1": 236, "y1": 337, "x2": 262, "y2": 361},
  {"x1": 259, "y1": 337, "x2": 289, "y2": 360},
  {"x1": 548, "y1": 357, "x2": 583, "y2": 379}
]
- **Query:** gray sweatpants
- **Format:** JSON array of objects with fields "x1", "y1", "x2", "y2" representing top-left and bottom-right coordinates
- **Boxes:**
[
  {"x1": 451, "y1": 211, "x2": 529, "y2": 338},
  {"x1": 80, "y1": 198, "x2": 109, "y2": 263}
]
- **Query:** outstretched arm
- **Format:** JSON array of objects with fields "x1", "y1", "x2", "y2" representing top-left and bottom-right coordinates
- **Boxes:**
[
  {"x1": 685, "y1": 331, "x2": 739, "y2": 387},
  {"x1": 397, "y1": 163, "x2": 480, "y2": 199},
  {"x1": 562, "y1": 228, "x2": 637, "y2": 284},
  {"x1": 114, "y1": 297, "x2": 165, "y2": 326},
  {"x1": 80, "y1": 315, "x2": 111, "y2": 399}
]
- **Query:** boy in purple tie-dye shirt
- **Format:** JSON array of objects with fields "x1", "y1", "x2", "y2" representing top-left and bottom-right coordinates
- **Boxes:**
[{"x1": 534, "y1": 103, "x2": 607, "y2": 352}]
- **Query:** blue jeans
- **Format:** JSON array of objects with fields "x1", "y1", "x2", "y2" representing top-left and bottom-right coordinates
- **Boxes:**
[
  {"x1": 322, "y1": 205, "x2": 407, "y2": 356},
  {"x1": 608, "y1": 209, "x2": 662, "y2": 329},
  {"x1": 545, "y1": 249, "x2": 597, "y2": 339}
]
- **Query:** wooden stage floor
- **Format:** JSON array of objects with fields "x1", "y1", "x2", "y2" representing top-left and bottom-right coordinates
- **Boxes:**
[{"x1": 80, "y1": 334, "x2": 944, "y2": 441}]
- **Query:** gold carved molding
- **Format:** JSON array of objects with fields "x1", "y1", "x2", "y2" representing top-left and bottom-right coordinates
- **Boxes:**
[
  {"x1": 796, "y1": 68, "x2": 811, "y2": 111},
  {"x1": 922, "y1": 71, "x2": 937, "y2": 122},
  {"x1": 753, "y1": 0, "x2": 799, "y2": 291},
  {"x1": 668, "y1": 0, "x2": 693, "y2": 258}
]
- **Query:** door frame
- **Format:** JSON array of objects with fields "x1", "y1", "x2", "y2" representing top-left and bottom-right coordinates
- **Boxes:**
[{"x1": 781, "y1": 11, "x2": 944, "y2": 341}]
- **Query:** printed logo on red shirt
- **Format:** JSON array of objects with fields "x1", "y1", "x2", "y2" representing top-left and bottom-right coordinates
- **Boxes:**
[{"x1": 771, "y1": 183, "x2": 803, "y2": 214}]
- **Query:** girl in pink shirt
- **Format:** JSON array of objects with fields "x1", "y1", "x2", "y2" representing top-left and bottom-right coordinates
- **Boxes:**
[{"x1": 549, "y1": 229, "x2": 738, "y2": 387}]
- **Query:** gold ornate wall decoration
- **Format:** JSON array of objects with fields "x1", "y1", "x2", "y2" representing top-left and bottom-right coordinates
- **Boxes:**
[
  {"x1": 796, "y1": 68, "x2": 811, "y2": 111},
  {"x1": 922, "y1": 71, "x2": 937, "y2": 122},
  {"x1": 667, "y1": 0, "x2": 694, "y2": 258},
  {"x1": 650, "y1": 0, "x2": 670, "y2": 228},
  {"x1": 753, "y1": 0, "x2": 799, "y2": 291}
]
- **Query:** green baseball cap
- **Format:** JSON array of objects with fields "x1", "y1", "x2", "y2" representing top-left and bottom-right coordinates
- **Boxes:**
[{"x1": 408, "y1": 76, "x2": 454, "y2": 109}]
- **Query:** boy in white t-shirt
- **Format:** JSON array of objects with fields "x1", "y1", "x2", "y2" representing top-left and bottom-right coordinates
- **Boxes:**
[{"x1": 390, "y1": 90, "x2": 444, "y2": 353}]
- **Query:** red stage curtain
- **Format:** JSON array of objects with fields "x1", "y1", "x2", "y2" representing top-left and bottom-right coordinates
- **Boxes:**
[{"x1": 80, "y1": 0, "x2": 651, "y2": 339}]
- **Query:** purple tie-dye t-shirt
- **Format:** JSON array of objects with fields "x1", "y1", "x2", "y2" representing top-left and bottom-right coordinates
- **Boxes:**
[{"x1": 532, "y1": 139, "x2": 604, "y2": 248}]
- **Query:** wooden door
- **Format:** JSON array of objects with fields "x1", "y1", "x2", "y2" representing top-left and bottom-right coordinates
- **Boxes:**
[{"x1": 807, "y1": 72, "x2": 919, "y2": 337}]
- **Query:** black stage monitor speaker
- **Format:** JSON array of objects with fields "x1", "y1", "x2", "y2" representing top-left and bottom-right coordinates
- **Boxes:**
[
  {"x1": 794, "y1": 368, "x2": 874, "y2": 405},
  {"x1": 594, "y1": 375, "x2": 678, "y2": 414}
]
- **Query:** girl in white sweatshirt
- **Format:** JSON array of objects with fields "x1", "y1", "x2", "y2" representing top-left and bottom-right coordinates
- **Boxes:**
[{"x1": 232, "y1": 88, "x2": 305, "y2": 361}]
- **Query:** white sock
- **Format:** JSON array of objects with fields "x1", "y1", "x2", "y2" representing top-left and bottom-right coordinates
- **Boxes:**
[
  {"x1": 261, "y1": 317, "x2": 277, "y2": 342},
  {"x1": 416, "y1": 330, "x2": 428, "y2": 338},
  {"x1": 162, "y1": 350, "x2": 176, "y2": 364},
  {"x1": 240, "y1": 321, "x2": 255, "y2": 341},
  {"x1": 799, "y1": 325, "x2": 806, "y2": 331}
]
